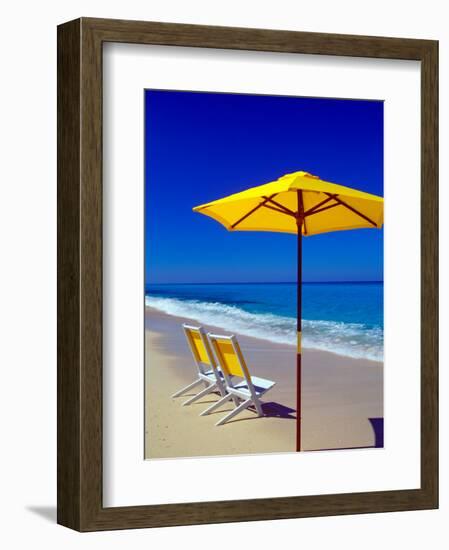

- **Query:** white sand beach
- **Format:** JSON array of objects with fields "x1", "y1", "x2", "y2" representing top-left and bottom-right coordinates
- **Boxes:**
[{"x1": 145, "y1": 306, "x2": 383, "y2": 459}]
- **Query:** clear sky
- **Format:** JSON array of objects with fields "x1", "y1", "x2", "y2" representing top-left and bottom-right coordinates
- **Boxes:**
[{"x1": 145, "y1": 90, "x2": 383, "y2": 284}]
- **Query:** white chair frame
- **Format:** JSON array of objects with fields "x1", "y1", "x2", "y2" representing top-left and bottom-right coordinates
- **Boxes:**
[
  {"x1": 204, "y1": 333, "x2": 275, "y2": 426},
  {"x1": 171, "y1": 324, "x2": 226, "y2": 408}
]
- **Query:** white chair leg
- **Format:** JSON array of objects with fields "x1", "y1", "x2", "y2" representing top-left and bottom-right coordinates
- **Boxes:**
[
  {"x1": 253, "y1": 397, "x2": 264, "y2": 416},
  {"x1": 215, "y1": 380, "x2": 237, "y2": 403},
  {"x1": 216, "y1": 398, "x2": 253, "y2": 426},
  {"x1": 182, "y1": 383, "x2": 216, "y2": 406},
  {"x1": 231, "y1": 395, "x2": 240, "y2": 406},
  {"x1": 171, "y1": 378, "x2": 202, "y2": 398},
  {"x1": 199, "y1": 393, "x2": 233, "y2": 416}
]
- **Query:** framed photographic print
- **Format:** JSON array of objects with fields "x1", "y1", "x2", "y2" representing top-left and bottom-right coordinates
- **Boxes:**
[{"x1": 57, "y1": 17, "x2": 438, "y2": 531}]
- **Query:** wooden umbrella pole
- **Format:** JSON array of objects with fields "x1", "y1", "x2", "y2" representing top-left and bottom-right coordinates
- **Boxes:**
[{"x1": 296, "y1": 191, "x2": 304, "y2": 452}]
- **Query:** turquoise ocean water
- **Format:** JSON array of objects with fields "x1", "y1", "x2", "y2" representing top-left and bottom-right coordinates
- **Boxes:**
[{"x1": 145, "y1": 282, "x2": 383, "y2": 361}]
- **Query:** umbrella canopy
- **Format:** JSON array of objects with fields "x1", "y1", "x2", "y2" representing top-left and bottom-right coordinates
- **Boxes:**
[
  {"x1": 193, "y1": 170, "x2": 383, "y2": 452},
  {"x1": 193, "y1": 171, "x2": 383, "y2": 235}
]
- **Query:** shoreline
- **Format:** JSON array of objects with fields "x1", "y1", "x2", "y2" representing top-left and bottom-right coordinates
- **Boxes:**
[
  {"x1": 146, "y1": 302, "x2": 382, "y2": 365},
  {"x1": 145, "y1": 306, "x2": 383, "y2": 459}
]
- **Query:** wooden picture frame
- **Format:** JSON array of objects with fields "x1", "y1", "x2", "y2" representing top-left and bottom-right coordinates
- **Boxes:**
[{"x1": 57, "y1": 17, "x2": 438, "y2": 531}]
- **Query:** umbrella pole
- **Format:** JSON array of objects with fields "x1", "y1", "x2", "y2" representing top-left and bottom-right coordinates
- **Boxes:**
[
  {"x1": 296, "y1": 192, "x2": 303, "y2": 452},
  {"x1": 296, "y1": 223, "x2": 303, "y2": 452}
]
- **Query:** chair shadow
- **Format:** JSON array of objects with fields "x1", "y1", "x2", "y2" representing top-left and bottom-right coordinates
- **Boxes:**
[
  {"x1": 262, "y1": 401, "x2": 296, "y2": 419},
  {"x1": 173, "y1": 390, "x2": 296, "y2": 421},
  {"x1": 172, "y1": 390, "x2": 222, "y2": 406},
  {"x1": 205, "y1": 401, "x2": 296, "y2": 424},
  {"x1": 307, "y1": 417, "x2": 384, "y2": 452},
  {"x1": 26, "y1": 506, "x2": 57, "y2": 523}
]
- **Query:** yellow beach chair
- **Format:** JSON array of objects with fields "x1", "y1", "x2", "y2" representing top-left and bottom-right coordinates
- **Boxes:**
[
  {"x1": 171, "y1": 324, "x2": 226, "y2": 408},
  {"x1": 205, "y1": 334, "x2": 276, "y2": 426}
]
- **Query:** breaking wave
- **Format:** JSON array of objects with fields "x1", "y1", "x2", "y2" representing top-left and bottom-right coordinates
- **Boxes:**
[{"x1": 145, "y1": 295, "x2": 383, "y2": 361}]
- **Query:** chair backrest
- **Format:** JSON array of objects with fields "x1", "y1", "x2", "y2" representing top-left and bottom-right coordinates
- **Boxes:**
[
  {"x1": 183, "y1": 324, "x2": 217, "y2": 375},
  {"x1": 208, "y1": 334, "x2": 255, "y2": 396}
]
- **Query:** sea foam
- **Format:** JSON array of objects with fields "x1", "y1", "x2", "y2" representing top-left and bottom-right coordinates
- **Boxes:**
[{"x1": 145, "y1": 295, "x2": 383, "y2": 362}]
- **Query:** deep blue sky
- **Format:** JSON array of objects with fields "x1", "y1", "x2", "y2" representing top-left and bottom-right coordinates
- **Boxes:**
[{"x1": 145, "y1": 90, "x2": 383, "y2": 284}]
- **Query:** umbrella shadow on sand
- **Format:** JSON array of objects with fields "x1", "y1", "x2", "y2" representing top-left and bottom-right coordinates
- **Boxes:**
[
  {"x1": 307, "y1": 417, "x2": 384, "y2": 451},
  {"x1": 368, "y1": 417, "x2": 384, "y2": 448}
]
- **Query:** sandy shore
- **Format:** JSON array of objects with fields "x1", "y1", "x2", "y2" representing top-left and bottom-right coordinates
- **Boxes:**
[{"x1": 145, "y1": 306, "x2": 383, "y2": 459}]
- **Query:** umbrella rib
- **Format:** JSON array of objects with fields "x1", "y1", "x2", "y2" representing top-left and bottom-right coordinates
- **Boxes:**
[
  {"x1": 262, "y1": 203, "x2": 295, "y2": 216},
  {"x1": 230, "y1": 194, "x2": 277, "y2": 229},
  {"x1": 303, "y1": 194, "x2": 338, "y2": 216},
  {"x1": 262, "y1": 196, "x2": 297, "y2": 217},
  {"x1": 305, "y1": 202, "x2": 340, "y2": 217},
  {"x1": 325, "y1": 193, "x2": 378, "y2": 227}
]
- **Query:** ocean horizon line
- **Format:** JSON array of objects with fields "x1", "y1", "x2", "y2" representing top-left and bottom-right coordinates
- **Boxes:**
[{"x1": 146, "y1": 280, "x2": 384, "y2": 286}]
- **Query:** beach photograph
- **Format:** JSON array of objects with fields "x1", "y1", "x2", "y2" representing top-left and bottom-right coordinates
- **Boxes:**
[{"x1": 144, "y1": 90, "x2": 384, "y2": 459}]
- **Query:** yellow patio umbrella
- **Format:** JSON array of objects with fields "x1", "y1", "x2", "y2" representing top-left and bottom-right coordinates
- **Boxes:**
[{"x1": 193, "y1": 170, "x2": 384, "y2": 452}]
